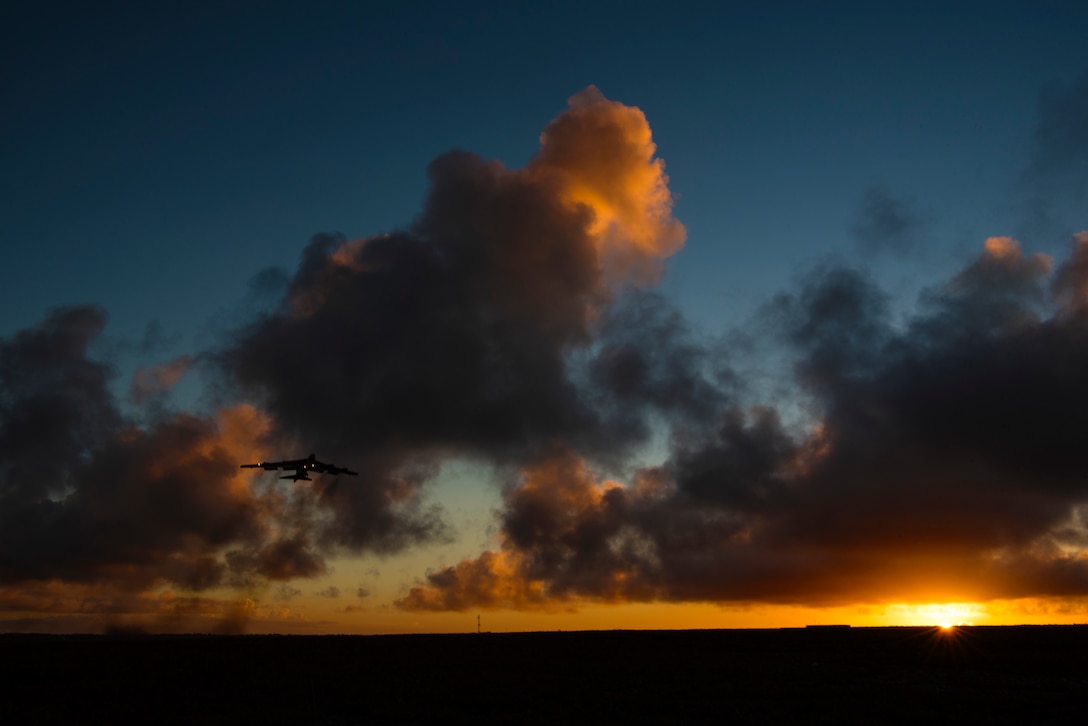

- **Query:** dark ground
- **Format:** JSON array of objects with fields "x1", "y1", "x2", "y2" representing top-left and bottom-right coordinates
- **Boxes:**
[{"x1": 2, "y1": 626, "x2": 1087, "y2": 724}]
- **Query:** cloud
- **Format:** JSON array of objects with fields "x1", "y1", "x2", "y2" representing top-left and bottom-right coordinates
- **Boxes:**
[
  {"x1": 1029, "y1": 72, "x2": 1088, "y2": 181},
  {"x1": 8, "y1": 87, "x2": 1088, "y2": 628},
  {"x1": 0, "y1": 307, "x2": 334, "y2": 597},
  {"x1": 587, "y1": 289, "x2": 729, "y2": 437},
  {"x1": 217, "y1": 87, "x2": 684, "y2": 549},
  {"x1": 399, "y1": 236, "x2": 1088, "y2": 611},
  {"x1": 1, "y1": 87, "x2": 689, "y2": 628},
  {"x1": 0, "y1": 306, "x2": 119, "y2": 507},
  {"x1": 1018, "y1": 72, "x2": 1088, "y2": 239},
  {"x1": 531, "y1": 85, "x2": 686, "y2": 283},
  {"x1": 397, "y1": 447, "x2": 664, "y2": 612},
  {"x1": 129, "y1": 355, "x2": 195, "y2": 405},
  {"x1": 851, "y1": 185, "x2": 925, "y2": 256},
  {"x1": 274, "y1": 584, "x2": 302, "y2": 601},
  {"x1": 1051, "y1": 231, "x2": 1088, "y2": 311},
  {"x1": 0, "y1": 582, "x2": 321, "y2": 634}
]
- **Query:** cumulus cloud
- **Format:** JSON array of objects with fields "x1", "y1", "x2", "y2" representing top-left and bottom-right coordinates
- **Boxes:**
[
  {"x1": 1, "y1": 87, "x2": 688, "y2": 629},
  {"x1": 0, "y1": 307, "x2": 330, "y2": 597},
  {"x1": 7, "y1": 86, "x2": 1088, "y2": 629},
  {"x1": 531, "y1": 85, "x2": 686, "y2": 283},
  {"x1": 399, "y1": 236, "x2": 1088, "y2": 611},
  {"x1": 218, "y1": 87, "x2": 685, "y2": 550}
]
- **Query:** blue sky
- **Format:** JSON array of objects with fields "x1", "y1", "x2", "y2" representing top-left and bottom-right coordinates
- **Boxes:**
[
  {"x1": 4, "y1": 1, "x2": 1088, "y2": 633},
  {"x1": 7, "y1": 1, "x2": 1086, "y2": 344}
]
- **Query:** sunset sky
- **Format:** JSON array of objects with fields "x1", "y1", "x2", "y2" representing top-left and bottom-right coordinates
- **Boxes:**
[{"x1": 4, "y1": 1, "x2": 1088, "y2": 634}]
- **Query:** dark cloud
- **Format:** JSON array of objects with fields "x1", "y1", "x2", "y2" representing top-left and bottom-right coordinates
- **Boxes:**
[
  {"x1": 851, "y1": 185, "x2": 925, "y2": 256},
  {"x1": 1018, "y1": 71, "x2": 1088, "y2": 239},
  {"x1": 224, "y1": 532, "x2": 326, "y2": 584},
  {"x1": 0, "y1": 306, "x2": 120, "y2": 510},
  {"x1": 1052, "y1": 233, "x2": 1088, "y2": 312},
  {"x1": 225, "y1": 194, "x2": 598, "y2": 459},
  {"x1": 219, "y1": 171, "x2": 600, "y2": 550},
  {"x1": 247, "y1": 266, "x2": 291, "y2": 302},
  {"x1": 8, "y1": 86, "x2": 1088, "y2": 627},
  {"x1": 0, "y1": 587, "x2": 317, "y2": 634},
  {"x1": 765, "y1": 266, "x2": 892, "y2": 391},
  {"x1": 1, "y1": 88, "x2": 690, "y2": 628},
  {"x1": 1030, "y1": 72, "x2": 1088, "y2": 180},
  {"x1": 218, "y1": 89, "x2": 685, "y2": 550},
  {"x1": 0, "y1": 307, "x2": 331, "y2": 594},
  {"x1": 399, "y1": 237, "x2": 1088, "y2": 611},
  {"x1": 587, "y1": 290, "x2": 729, "y2": 434},
  {"x1": 274, "y1": 584, "x2": 302, "y2": 601}
]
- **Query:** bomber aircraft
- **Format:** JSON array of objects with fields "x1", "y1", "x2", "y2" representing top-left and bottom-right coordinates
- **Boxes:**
[{"x1": 240, "y1": 453, "x2": 358, "y2": 481}]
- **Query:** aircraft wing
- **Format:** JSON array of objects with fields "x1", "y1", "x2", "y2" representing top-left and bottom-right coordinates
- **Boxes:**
[
  {"x1": 241, "y1": 456, "x2": 355, "y2": 476},
  {"x1": 240, "y1": 460, "x2": 300, "y2": 471}
]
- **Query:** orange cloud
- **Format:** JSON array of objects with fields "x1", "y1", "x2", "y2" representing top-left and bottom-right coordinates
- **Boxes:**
[
  {"x1": 981, "y1": 235, "x2": 1052, "y2": 271},
  {"x1": 0, "y1": 374, "x2": 328, "y2": 598},
  {"x1": 397, "y1": 450, "x2": 662, "y2": 612},
  {"x1": 287, "y1": 86, "x2": 684, "y2": 324},
  {"x1": 531, "y1": 85, "x2": 686, "y2": 284},
  {"x1": 395, "y1": 253, "x2": 1088, "y2": 612},
  {"x1": 129, "y1": 355, "x2": 196, "y2": 404}
]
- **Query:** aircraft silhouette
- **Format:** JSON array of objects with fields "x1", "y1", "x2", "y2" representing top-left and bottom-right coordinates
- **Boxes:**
[{"x1": 240, "y1": 453, "x2": 358, "y2": 481}]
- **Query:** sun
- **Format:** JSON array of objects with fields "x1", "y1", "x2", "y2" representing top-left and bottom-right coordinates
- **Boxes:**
[{"x1": 884, "y1": 602, "x2": 985, "y2": 627}]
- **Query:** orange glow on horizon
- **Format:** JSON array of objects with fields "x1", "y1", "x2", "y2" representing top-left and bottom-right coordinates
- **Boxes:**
[
  {"x1": 881, "y1": 602, "x2": 986, "y2": 627},
  {"x1": 7, "y1": 590, "x2": 1088, "y2": 635},
  {"x1": 322, "y1": 597, "x2": 1088, "y2": 634}
]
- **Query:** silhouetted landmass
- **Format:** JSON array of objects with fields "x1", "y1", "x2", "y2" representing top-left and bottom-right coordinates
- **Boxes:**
[{"x1": 3, "y1": 626, "x2": 1087, "y2": 724}]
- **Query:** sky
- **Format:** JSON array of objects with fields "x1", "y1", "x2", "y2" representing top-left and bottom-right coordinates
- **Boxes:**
[{"x1": 3, "y1": 0, "x2": 1088, "y2": 634}]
